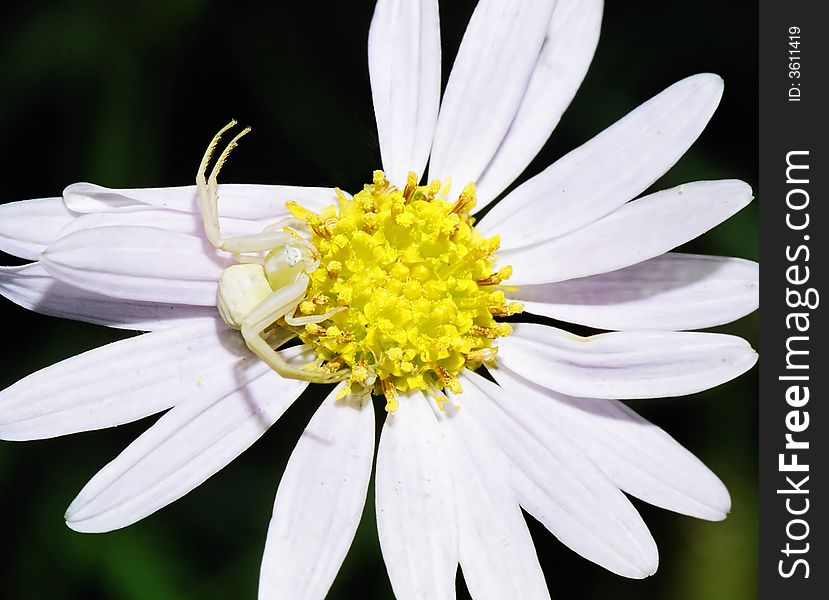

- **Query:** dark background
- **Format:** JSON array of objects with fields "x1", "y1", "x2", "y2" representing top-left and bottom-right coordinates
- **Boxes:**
[{"x1": 0, "y1": 1, "x2": 758, "y2": 598}]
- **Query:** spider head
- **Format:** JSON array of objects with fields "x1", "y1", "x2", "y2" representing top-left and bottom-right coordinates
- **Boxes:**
[{"x1": 217, "y1": 240, "x2": 317, "y2": 330}]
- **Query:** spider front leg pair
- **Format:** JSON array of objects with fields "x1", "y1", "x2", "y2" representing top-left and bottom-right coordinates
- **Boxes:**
[{"x1": 197, "y1": 120, "x2": 348, "y2": 384}]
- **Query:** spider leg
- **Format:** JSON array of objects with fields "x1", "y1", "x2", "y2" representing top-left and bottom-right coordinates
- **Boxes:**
[
  {"x1": 195, "y1": 122, "x2": 290, "y2": 253},
  {"x1": 221, "y1": 216, "x2": 322, "y2": 256},
  {"x1": 197, "y1": 124, "x2": 324, "y2": 255},
  {"x1": 197, "y1": 120, "x2": 238, "y2": 248},
  {"x1": 241, "y1": 274, "x2": 349, "y2": 384},
  {"x1": 217, "y1": 230, "x2": 296, "y2": 254}
]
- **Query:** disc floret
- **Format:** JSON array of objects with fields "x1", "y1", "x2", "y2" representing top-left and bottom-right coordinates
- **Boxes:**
[{"x1": 289, "y1": 170, "x2": 521, "y2": 411}]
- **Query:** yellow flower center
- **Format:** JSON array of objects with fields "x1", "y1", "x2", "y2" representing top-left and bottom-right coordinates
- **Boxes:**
[{"x1": 287, "y1": 170, "x2": 521, "y2": 411}]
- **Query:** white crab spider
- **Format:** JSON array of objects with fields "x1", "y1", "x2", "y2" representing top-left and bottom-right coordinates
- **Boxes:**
[{"x1": 196, "y1": 120, "x2": 348, "y2": 384}]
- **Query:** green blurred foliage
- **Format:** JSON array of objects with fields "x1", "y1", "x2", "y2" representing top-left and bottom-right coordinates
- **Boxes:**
[{"x1": 0, "y1": 1, "x2": 757, "y2": 598}]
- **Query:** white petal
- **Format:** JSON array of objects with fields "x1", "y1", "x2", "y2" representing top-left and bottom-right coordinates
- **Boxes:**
[
  {"x1": 475, "y1": 0, "x2": 604, "y2": 208},
  {"x1": 369, "y1": 0, "x2": 441, "y2": 185},
  {"x1": 461, "y1": 371, "x2": 658, "y2": 578},
  {"x1": 0, "y1": 320, "x2": 252, "y2": 440},
  {"x1": 492, "y1": 367, "x2": 731, "y2": 520},
  {"x1": 41, "y1": 226, "x2": 231, "y2": 306},
  {"x1": 375, "y1": 392, "x2": 458, "y2": 599},
  {"x1": 499, "y1": 323, "x2": 758, "y2": 399},
  {"x1": 65, "y1": 346, "x2": 310, "y2": 532},
  {"x1": 57, "y1": 205, "x2": 263, "y2": 240},
  {"x1": 436, "y1": 400, "x2": 550, "y2": 600},
  {"x1": 0, "y1": 262, "x2": 217, "y2": 330},
  {"x1": 0, "y1": 197, "x2": 75, "y2": 260},
  {"x1": 480, "y1": 74, "x2": 725, "y2": 248},
  {"x1": 429, "y1": 0, "x2": 559, "y2": 190},
  {"x1": 514, "y1": 253, "x2": 759, "y2": 331},
  {"x1": 259, "y1": 388, "x2": 375, "y2": 600},
  {"x1": 502, "y1": 179, "x2": 753, "y2": 286},
  {"x1": 63, "y1": 182, "x2": 340, "y2": 220}
]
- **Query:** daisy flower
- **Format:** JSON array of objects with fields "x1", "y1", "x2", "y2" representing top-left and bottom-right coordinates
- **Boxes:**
[{"x1": 0, "y1": 0, "x2": 758, "y2": 598}]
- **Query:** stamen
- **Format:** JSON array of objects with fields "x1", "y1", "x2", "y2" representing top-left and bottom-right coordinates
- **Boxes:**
[
  {"x1": 324, "y1": 357, "x2": 345, "y2": 373},
  {"x1": 470, "y1": 325, "x2": 500, "y2": 339},
  {"x1": 381, "y1": 379, "x2": 399, "y2": 412},
  {"x1": 489, "y1": 302, "x2": 524, "y2": 317},
  {"x1": 436, "y1": 366, "x2": 462, "y2": 394},
  {"x1": 402, "y1": 171, "x2": 418, "y2": 203},
  {"x1": 351, "y1": 359, "x2": 370, "y2": 382},
  {"x1": 466, "y1": 346, "x2": 499, "y2": 365},
  {"x1": 451, "y1": 182, "x2": 477, "y2": 215},
  {"x1": 427, "y1": 180, "x2": 442, "y2": 197},
  {"x1": 304, "y1": 323, "x2": 325, "y2": 336},
  {"x1": 326, "y1": 261, "x2": 343, "y2": 278},
  {"x1": 286, "y1": 202, "x2": 333, "y2": 240},
  {"x1": 372, "y1": 170, "x2": 390, "y2": 190},
  {"x1": 476, "y1": 266, "x2": 513, "y2": 286}
]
